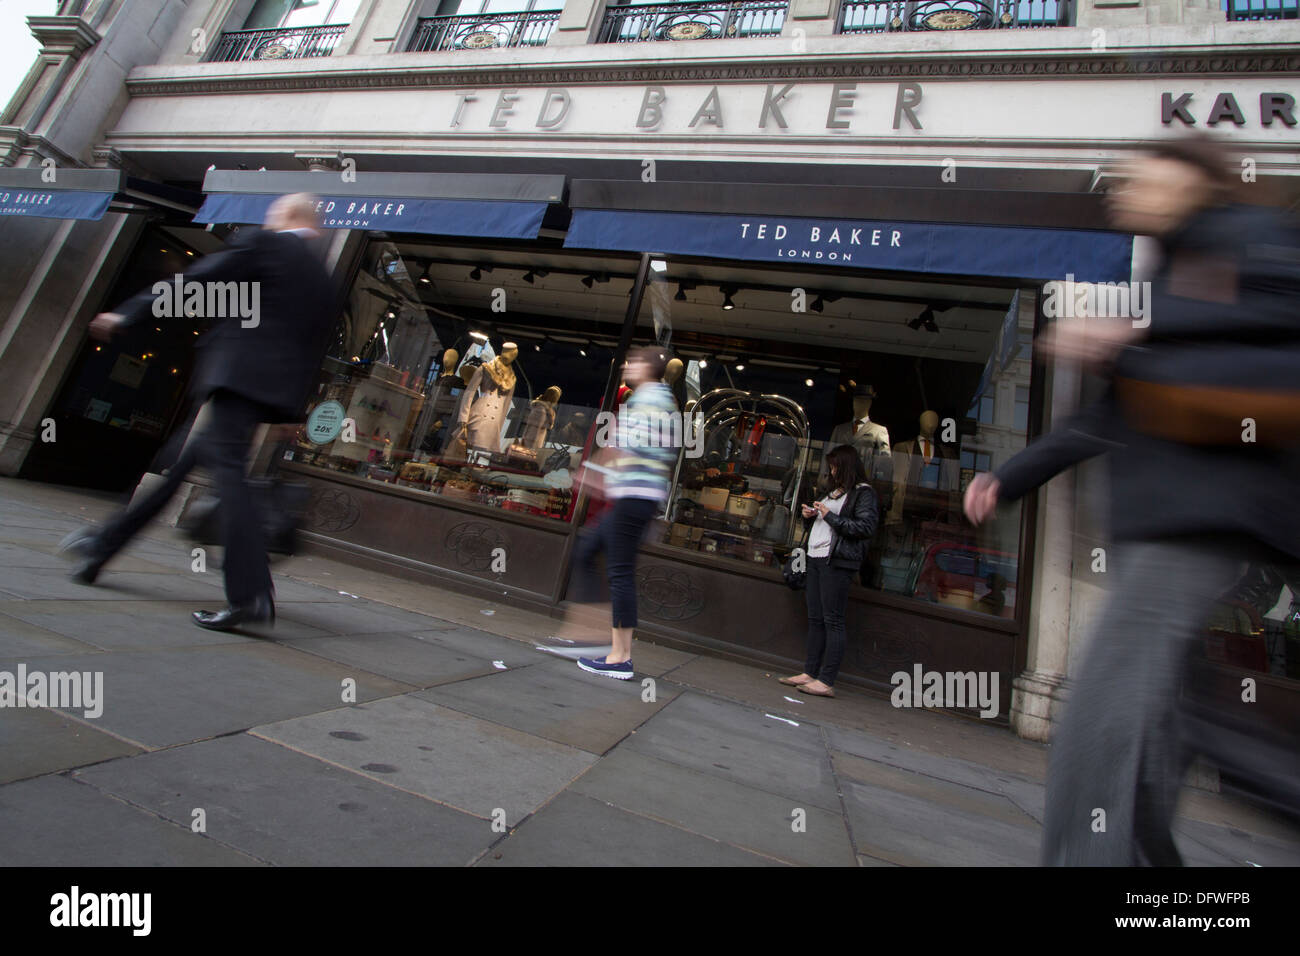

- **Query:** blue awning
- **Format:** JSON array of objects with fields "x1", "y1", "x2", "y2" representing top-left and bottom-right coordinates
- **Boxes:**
[
  {"x1": 565, "y1": 209, "x2": 1134, "y2": 283},
  {"x1": 195, "y1": 193, "x2": 548, "y2": 239},
  {"x1": 0, "y1": 187, "x2": 114, "y2": 221}
]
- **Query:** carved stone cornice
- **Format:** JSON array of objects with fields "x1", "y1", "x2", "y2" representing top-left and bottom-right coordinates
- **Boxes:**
[
  {"x1": 0, "y1": 128, "x2": 80, "y2": 169},
  {"x1": 124, "y1": 47, "x2": 1300, "y2": 98},
  {"x1": 27, "y1": 15, "x2": 101, "y2": 58}
]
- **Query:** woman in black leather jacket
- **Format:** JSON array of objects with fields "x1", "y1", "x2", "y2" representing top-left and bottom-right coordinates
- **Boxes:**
[{"x1": 780, "y1": 444, "x2": 878, "y2": 698}]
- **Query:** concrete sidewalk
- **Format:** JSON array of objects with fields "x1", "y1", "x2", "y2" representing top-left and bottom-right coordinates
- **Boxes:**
[{"x1": 1, "y1": 477, "x2": 1297, "y2": 866}]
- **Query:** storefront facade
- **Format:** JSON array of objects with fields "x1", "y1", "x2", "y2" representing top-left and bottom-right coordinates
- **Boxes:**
[{"x1": 2, "y1": 0, "x2": 1298, "y2": 746}]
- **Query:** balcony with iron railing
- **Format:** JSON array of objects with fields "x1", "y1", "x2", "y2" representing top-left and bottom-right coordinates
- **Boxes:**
[
  {"x1": 598, "y1": 0, "x2": 789, "y2": 43},
  {"x1": 1222, "y1": 0, "x2": 1298, "y2": 17},
  {"x1": 204, "y1": 24, "x2": 348, "y2": 62},
  {"x1": 837, "y1": 0, "x2": 1069, "y2": 31},
  {"x1": 408, "y1": 11, "x2": 561, "y2": 51}
]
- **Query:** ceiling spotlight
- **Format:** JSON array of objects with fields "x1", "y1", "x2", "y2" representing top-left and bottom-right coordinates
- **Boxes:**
[
  {"x1": 720, "y1": 287, "x2": 737, "y2": 311},
  {"x1": 522, "y1": 269, "x2": 550, "y2": 284},
  {"x1": 698, "y1": 359, "x2": 708, "y2": 369},
  {"x1": 469, "y1": 330, "x2": 489, "y2": 343},
  {"x1": 581, "y1": 274, "x2": 595, "y2": 288},
  {"x1": 735, "y1": 364, "x2": 745, "y2": 372},
  {"x1": 581, "y1": 273, "x2": 609, "y2": 289},
  {"x1": 805, "y1": 378, "x2": 814, "y2": 387},
  {"x1": 674, "y1": 281, "x2": 695, "y2": 302},
  {"x1": 418, "y1": 266, "x2": 432, "y2": 285},
  {"x1": 469, "y1": 265, "x2": 492, "y2": 281},
  {"x1": 534, "y1": 344, "x2": 541, "y2": 351},
  {"x1": 810, "y1": 293, "x2": 839, "y2": 313},
  {"x1": 579, "y1": 348, "x2": 587, "y2": 357}
]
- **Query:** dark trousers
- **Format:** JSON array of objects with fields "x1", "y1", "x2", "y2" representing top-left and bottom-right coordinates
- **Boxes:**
[
  {"x1": 804, "y1": 557, "x2": 854, "y2": 685},
  {"x1": 190, "y1": 390, "x2": 275, "y2": 606},
  {"x1": 97, "y1": 442, "x2": 200, "y2": 558},
  {"x1": 572, "y1": 496, "x2": 658, "y2": 629},
  {"x1": 1041, "y1": 539, "x2": 1245, "y2": 866}
]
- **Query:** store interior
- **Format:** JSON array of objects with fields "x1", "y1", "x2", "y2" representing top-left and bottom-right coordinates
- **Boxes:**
[{"x1": 290, "y1": 236, "x2": 1033, "y2": 621}]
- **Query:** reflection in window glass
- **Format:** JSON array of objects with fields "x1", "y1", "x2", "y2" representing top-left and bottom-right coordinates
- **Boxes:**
[
  {"x1": 641, "y1": 264, "x2": 1034, "y2": 620},
  {"x1": 287, "y1": 242, "x2": 638, "y2": 524}
]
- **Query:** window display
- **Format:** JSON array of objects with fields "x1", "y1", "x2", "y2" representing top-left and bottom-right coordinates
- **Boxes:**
[
  {"x1": 635, "y1": 257, "x2": 1034, "y2": 620},
  {"x1": 287, "y1": 241, "x2": 636, "y2": 523}
]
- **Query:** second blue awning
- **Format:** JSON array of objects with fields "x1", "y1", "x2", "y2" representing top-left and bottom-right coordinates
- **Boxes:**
[
  {"x1": 194, "y1": 193, "x2": 549, "y2": 239},
  {"x1": 565, "y1": 209, "x2": 1134, "y2": 283}
]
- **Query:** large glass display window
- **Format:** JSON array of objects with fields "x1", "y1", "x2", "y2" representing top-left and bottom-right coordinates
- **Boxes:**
[
  {"x1": 287, "y1": 240, "x2": 641, "y2": 523},
  {"x1": 630, "y1": 257, "x2": 1035, "y2": 621}
]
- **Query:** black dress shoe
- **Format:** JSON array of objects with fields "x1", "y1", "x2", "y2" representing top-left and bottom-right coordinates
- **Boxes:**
[
  {"x1": 192, "y1": 594, "x2": 275, "y2": 632},
  {"x1": 59, "y1": 528, "x2": 108, "y2": 585}
]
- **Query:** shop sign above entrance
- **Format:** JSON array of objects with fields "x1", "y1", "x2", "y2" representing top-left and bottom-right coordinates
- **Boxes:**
[{"x1": 565, "y1": 209, "x2": 1133, "y2": 283}]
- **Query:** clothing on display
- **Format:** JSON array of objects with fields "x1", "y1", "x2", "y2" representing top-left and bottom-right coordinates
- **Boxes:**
[{"x1": 456, "y1": 344, "x2": 518, "y2": 453}]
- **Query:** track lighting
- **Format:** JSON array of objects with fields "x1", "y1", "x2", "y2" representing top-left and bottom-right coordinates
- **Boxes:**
[{"x1": 720, "y1": 286, "x2": 737, "y2": 311}]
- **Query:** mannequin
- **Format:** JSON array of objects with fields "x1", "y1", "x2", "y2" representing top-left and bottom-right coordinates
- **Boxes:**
[
  {"x1": 413, "y1": 348, "x2": 465, "y2": 456},
  {"x1": 457, "y1": 342, "x2": 518, "y2": 454},
  {"x1": 663, "y1": 357, "x2": 686, "y2": 410},
  {"x1": 826, "y1": 383, "x2": 891, "y2": 481},
  {"x1": 520, "y1": 385, "x2": 562, "y2": 451},
  {"x1": 887, "y1": 410, "x2": 958, "y2": 523}
]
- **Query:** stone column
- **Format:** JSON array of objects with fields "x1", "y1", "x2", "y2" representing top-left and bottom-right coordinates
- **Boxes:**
[{"x1": 1009, "y1": 358, "x2": 1081, "y2": 741}]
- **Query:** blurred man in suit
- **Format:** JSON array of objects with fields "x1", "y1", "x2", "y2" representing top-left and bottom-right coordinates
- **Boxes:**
[{"x1": 64, "y1": 193, "x2": 339, "y2": 631}]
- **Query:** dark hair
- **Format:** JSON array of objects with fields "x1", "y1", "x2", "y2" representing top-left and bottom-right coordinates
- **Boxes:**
[
  {"x1": 823, "y1": 444, "x2": 867, "y2": 495},
  {"x1": 627, "y1": 344, "x2": 671, "y2": 380},
  {"x1": 1141, "y1": 133, "x2": 1238, "y2": 199}
]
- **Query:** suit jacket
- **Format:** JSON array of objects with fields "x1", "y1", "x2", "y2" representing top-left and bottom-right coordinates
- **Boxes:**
[
  {"x1": 891, "y1": 437, "x2": 958, "y2": 490},
  {"x1": 117, "y1": 228, "x2": 339, "y2": 422}
]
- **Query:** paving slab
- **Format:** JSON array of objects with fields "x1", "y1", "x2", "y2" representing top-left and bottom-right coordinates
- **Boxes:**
[
  {"x1": 570, "y1": 746, "x2": 857, "y2": 865},
  {"x1": 13, "y1": 644, "x2": 414, "y2": 748},
  {"x1": 1171, "y1": 817, "x2": 1300, "y2": 867},
  {"x1": 0, "y1": 566, "x2": 225, "y2": 602},
  {"x1": 252, "y1": 694, "x2": 595, "y2": 822},
  {"x1": 825, "y1": 726, "x2": 1048, "y2": 820},
  {"x1": 416, "y1": 657, "x2": 679, "y2": 754},
  {"x1": 622, "y1": 691, "x2": 842, "y2": 813},
  {"x1": 412, "y1": 625, "x2": 557, "y2": 665},
  {"x1": 271, "y1": 598, "x2": 461, "y2": 637},
  {"x1": 0, "y1": 611, "x2": 101, "y2": 658},
  {"x1": 837, "y1": 758, "x2": 1041, "y2": 866},
  {"x1": 73, "y1": 734, "x2": 492, "y2": 866},
  {"x1": 0, "y1": 774, "x2": 262, "y2": 866},
  {"x1": 281, "y1": 630, "x2": 507, "y2": 687},
  {"x1": 0, "y1": 706, "x2": 141, "y2": 784},
  {"x1": 0, "y1": 542, "x2": 75, "y2": 569},
  {"x1": 475, "y1": 791, "x2": 782, "y2": 867},
  {"x1": 0, "y1": 601, "x2": 275, "y2": 651}
]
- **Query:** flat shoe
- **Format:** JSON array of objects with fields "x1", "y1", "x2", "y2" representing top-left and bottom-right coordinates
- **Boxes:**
[
  {"x1": 797, "y1": 683, "x2": 836, "y2": 698},
  {"x1": 778, "y1": 676, "x2": 811, "y2": 686}
]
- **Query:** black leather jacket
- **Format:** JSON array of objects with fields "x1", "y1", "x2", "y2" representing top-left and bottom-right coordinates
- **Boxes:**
[{"x1": 821, "y1": 482, "x2": 879, "y2": 568}]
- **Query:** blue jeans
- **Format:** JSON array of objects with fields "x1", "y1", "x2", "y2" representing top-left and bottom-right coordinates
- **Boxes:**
[
  {"x1": 804, "y1": 557, "x2": 854, "y2": 686},
  {"x1": 572, "y1": 496, "x2": 659, "y2": 629}
]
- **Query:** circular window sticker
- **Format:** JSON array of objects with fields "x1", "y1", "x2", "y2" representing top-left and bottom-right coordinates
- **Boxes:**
[{"x1": 306, "y1": 400, "x2": 346, "y2": 445}]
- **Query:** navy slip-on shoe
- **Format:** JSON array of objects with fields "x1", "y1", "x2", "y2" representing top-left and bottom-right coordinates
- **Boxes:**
[{"x1": 576, "y1": 656, "x2": 634, "y2": 680}]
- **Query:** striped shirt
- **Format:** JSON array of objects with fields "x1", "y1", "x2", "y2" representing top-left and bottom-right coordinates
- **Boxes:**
[{"x1": 607, "y1": 382, "x2": 680, "y2": 502}]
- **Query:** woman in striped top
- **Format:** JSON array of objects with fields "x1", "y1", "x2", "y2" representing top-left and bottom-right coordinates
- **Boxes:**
[{"x1": 574, "y1": 345, "x2": 680, "y2": 680}]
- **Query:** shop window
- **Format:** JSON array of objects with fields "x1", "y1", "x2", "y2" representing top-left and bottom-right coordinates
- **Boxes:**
[
  {"x1": 1013, "y1": 385, "x2": 1030, "y2": 433},
  {"x1": 244, "y1": 0, "x2": 360, "y2": 29},
  {"x1": 635, "y1": 259, "x2": 1032, "y2": 620},
  {"x1": 286, "y1": 241, "x2": 639, "y2": 524}
]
